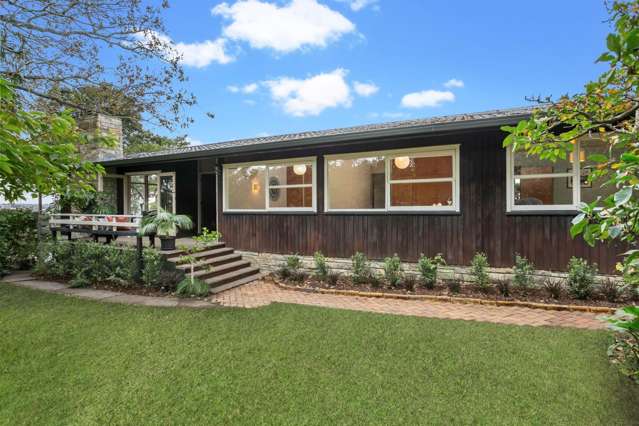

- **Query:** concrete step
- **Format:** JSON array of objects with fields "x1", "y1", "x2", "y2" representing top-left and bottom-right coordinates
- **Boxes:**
[
  {"x1": 169, "y1": 247, "x2": 234, "y2": 264},
  {"x1": 205, "y1": 266, "x2": 260, "y2": 288},
  {"x1": 209, "y1": 273, "x2": 263, "y2": 294},
  {"x1": 163, "y1": 242, "x2": 226, "y2": 260},
  {"x1": 181, "y1": 260, "x2": 251, "y2": 281}
]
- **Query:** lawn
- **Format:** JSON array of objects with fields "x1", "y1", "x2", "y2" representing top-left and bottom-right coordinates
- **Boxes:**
[{"x1": 0, "y1": 285, "x2": 637, "y2": 425}]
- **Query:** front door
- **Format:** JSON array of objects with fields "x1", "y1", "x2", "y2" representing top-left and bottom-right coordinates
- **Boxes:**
[{"x1": 200, "y1": 173, "x2": 217, "y2": 231}]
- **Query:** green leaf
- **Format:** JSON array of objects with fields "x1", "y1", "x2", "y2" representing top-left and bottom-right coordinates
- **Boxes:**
[
  {"x1": 570, "y1": 214, "x2": 587, "y2": 238},
  {"x1": 587, "y1": 153, "x2": 608, "y2": 163},
  {"x1": 625, "y1": 28, "x2": 639, "y2": 50},
  {"x1": 621, "y1": 153, "x2": 639, "y2": 163},
  {"x1": 607, "y1": 33, "x2": 621, "y2": 53},
  {"x1": 614, "y1": 187, "x2": 633, "y2": 207},
  {"x1": 596, "y1": 52, "x2": 615, "y2": 63}
]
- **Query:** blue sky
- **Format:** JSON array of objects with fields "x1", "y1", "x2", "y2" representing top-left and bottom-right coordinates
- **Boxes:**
[{"x1": 154, "y1": 0, "x2": 611, "y2": 145}]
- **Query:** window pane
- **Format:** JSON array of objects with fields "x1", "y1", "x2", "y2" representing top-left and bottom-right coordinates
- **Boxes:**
[
  {"x1": 514, "y1": 177, "x2": 573, "y2": 205},
  {"x1": 129, "y1": 182, "x2": 145, "y2": 215},
  {"x1": 390, "y1": 155, "x2": 452, "y2": 180},
  {"x1": 390, "y1": 182, "x2": 453, "y2": 207},
  {"x1": 226, "y1": 166, "x2": 266, "y2": 210},
  {"x1": 513, "y1": 151, "x2": 572, "y2": 175},
  {"x1": 147, "y1": 174, "x2": 158, "y2": 212},
  {"x1": 580, "y1": 138, "x2": 623, "y2": 204},
  {"x1": 327, "y1": 157, "x2": 385, "y2": 209},
  {"x1": 159, "y1": 175, "x2": 175, "y2": 213},
  {"x1": 269, "y1": 187, "x2": 313, "y2": 208},
  {"x1": 267, "y1": 164, "x2": 313, "y2": 186}
]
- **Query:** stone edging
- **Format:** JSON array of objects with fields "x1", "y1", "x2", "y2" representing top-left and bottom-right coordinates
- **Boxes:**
[{"x1": 272, "y1": 280, "x2": 617, "y2": 314}]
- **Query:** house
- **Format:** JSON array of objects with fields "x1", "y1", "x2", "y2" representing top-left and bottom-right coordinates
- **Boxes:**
[{"x1": 94, "y1": 107, "x2": 622, "y2": 275}]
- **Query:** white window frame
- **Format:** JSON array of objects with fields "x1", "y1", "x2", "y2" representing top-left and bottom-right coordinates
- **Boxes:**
[
  {"x1": 124, "y1": 170, "x2": 176, "y2": 214},
  {"x1": 223, "y1": 157, "x2": 317, "y2": 213},
  {"x1": 324, "y1": 144, "x2": 461, "y2": 213},
  {"x1": 506, "y1": 143, "x2": 580, "y2": 212}
]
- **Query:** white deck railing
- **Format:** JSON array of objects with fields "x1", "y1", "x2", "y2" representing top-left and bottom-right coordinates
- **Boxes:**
[{"x1": 49, "y1": 213, "x2": 142, "y2": 233}]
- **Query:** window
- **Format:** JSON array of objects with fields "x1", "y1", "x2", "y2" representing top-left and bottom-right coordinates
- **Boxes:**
[
  {"x1": 325, "y1": 145, "x2": 460, "y2": 212},
  {"x1": 223, "y1": 158, "x2": 316, "y2": 212},
  {"x1": 125, "y1": 172, "x2": 175, "y2": 214},
  {"x1": 506, "y1": 136, "x2": 622, "y2": 211}
]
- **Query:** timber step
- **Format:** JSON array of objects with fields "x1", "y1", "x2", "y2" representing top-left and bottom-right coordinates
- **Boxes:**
[
  {"x1": 178, "y1": 260, "x2": 252, "y2": 280},
  {"x1": 163, "y1": 242, "x2": 226, "y2": 260},
  {"x1": 204, "y1": 266, "x2": 260, "y2": 289},
  {"x1": 160, "y1": 242, "x2": 260, "y2": 293}
]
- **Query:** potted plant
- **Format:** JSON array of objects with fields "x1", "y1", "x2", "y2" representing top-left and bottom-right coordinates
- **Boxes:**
[{"x1": 139, "y1": 209, "x2": 193, "y2": 251}]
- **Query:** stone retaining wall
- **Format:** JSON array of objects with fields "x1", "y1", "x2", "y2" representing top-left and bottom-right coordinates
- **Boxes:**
[{"x1": 237, "y1": 250, "x2": 621, "y2": 285}]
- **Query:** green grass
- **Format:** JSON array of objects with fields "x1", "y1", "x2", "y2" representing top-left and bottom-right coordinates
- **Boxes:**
[{"x1": 0, "y1": 285, "x2": 637, "y2": 425}]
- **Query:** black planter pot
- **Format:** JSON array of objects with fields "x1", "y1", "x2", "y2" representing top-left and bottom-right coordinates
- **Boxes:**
[{"x1": 159, "y1": 236, "x2": 176, "y2": 251}]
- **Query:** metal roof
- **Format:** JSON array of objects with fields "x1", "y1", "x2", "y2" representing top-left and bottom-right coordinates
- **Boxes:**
[{"x1": 102, "y1": 106, "x2": 533, "y2": 166}]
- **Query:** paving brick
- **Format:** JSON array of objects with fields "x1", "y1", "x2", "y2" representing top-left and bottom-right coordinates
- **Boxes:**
[{"x1": 213, "y1": 281, "x2": 606, "y2": 330}]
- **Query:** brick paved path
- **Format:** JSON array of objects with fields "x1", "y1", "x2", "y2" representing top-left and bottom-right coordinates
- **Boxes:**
[{"x1": 214, "y1": 281, "x2": 607, "y2": 330}]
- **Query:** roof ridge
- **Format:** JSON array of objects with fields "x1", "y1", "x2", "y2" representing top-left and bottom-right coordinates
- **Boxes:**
[{"x1": 117, "y1": 106, "x2": 534, "y2": 162}]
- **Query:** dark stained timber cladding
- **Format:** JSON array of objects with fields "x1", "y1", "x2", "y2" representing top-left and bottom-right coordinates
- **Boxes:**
[{"x1": 217, "y1": 129, "x2": 621, "y2": 273}]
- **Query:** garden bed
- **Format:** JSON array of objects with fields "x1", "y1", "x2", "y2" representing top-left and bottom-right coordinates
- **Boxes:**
[{"x1": 269, "y1": 274, "x2": 632, "y2": 311}]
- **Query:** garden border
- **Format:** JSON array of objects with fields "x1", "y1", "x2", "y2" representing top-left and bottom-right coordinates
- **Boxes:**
[{"x1": 270, "y1": 278, "x2": 617, "y2": 314}]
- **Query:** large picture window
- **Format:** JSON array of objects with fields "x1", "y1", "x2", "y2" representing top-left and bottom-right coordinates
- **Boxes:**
[
  {"x1": 506, "y1": 137, "x2": 622, "y2": 211},
  {"x1": 325, "y1": 145, "x2": 460, "y2": 212},
  {"x1": 223, "y1": 158, "x2": 316, "y2": 212}
]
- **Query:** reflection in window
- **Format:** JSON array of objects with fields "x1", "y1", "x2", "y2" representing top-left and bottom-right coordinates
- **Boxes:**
[
  {"x1": 225, "y1": 166, "x2": 266, "y2": 210},
  {"x1": 509, "y1": 136, "x2": 624, "y2": 210},
  {"x1": 325, "y1": 149, "x2": 458, "y2": 211},
  {"x1": 326, "y1": 157, "x2": 385, "y2": 210}
]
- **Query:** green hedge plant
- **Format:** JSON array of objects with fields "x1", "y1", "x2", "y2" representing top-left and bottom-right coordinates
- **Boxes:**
[
  {"x1": 313, "y1": 251, "x2": 330, "y2": 281},
  {"x1": 351, "y1": 252, "x2": 372, "y2": 284},
  {"x1": 383, "y1": 254, "x2": 403, "y2": 288},
  {"x1": 0, "y1": 209, "x2": 38, "y2": 276},
  {"x1": 471, "y1": 252, "x2": 490, "y2": 293},
  {"x1": 417, "y1": 253, "x2": 445, "y2": 289},
  {"x1": 513, "y1": 255, "x2": 535, "y2": 295},
  {"x1": 567, "y1": 257, "x2": 598, "y2": 300}
]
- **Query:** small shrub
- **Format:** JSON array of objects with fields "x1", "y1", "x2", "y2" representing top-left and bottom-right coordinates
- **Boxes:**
[
  {"x1": 277, "y1": 266, "x2": 291, "y2": 280},
  {"x1": 195, "y1": 227, "x2": 222, "y2": 244},
  {"x1": 327, "y1": 271, "x2": 340, "y2": 286},
  {"x1": 605, "y1": 306, "x2": 639, "y2": 383},
  {"x1": 543, "y1": 278, "x2": 564, "y2": 299},
  {"x1": 289, "y1": 271, "x2": 308, "y2": 284},
  {"x1": 0, "y1": 209, "x2": 38, "y2": 275},
  {"x1": 383, "y1": 254, "x2": 403, "y2": 288},
  {"x1": 176, "y1": 277, "x2": 209, "y2": 298},
  {"x1": 495, "y1": 278, "x2": 511, "y2": 297},
  {"x1": 513, "y1": 254, "x2": 534, "y2": 294},
  {"x1": 418, "y1": 253, "x2": 445, "y2": 289},
  {"x1": 471, "y1": 252, "x2": 490, "y2": 292},
  {"x1": 351, "y1": 252, "x2": 372, "y2": 284},
  {"x1": 286, "y1": 254, "x2": 302, "y2": 272},
  {"x1": 446, "y1": 277, "x2": 462, "y2": 294},
  {"x1": 567, "y1": 257, "x2": 598, "y2": 299},
  {"x1": 142, "y1": 249, "x2": 182, "y2": 290},
  {"x1": 313, "y1": 251, "x2": 330, "y2": 281},
  {"x1": 403, "y1": 274, "x2": 418, "y2": 292},
  {"x1": 599, "y1": 279, "x2": 625, "y2": 303}
]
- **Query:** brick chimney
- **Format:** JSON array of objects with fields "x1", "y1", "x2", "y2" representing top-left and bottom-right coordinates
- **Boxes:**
[{"x1": 77, "y1": 113, "x2": 123, "y2": 161}]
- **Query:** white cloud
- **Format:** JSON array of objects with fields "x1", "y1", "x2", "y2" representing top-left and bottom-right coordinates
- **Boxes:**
[
  {"x1": 135, "y1": 31, "x2": 233, "y2": 68},
  {"x1": 401, "y1": 90, "x2": 455, "y2": 108},
  {"x1": 353, "y1": 81, "x2": 379, "y2": 97},
  {"x1": 186, "y1": 136, "x2": 205, "y2": 146},
  {"x1": 228, "y1": 82, "x2": 259, "y2": 94},
  {"x1": 242, "y1": 83, "x2": 259, "y2": 94},
  {"x1": 444, "y1": 78, "x2": 464, "y2": 89},
  {"x1": 337, "y1": 0, "x2": 379, "y2": 11},
  {"x1": 265, "y1": 68, "x2": 352, "y2": 117},
  {"x1": 212, "y1": 0, "x2": 355, "y2": 53}
]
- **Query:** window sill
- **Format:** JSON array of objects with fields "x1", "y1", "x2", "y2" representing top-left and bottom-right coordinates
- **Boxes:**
[
  {"x1": 506, "y1": 210, "x2": 578, "y2": 216},
  {"x1": 324, "y1": 210, "x2": 462, "y2": 216},
  {"x1": 223, "y1": 210, "x2": 317, "y2": 215}
]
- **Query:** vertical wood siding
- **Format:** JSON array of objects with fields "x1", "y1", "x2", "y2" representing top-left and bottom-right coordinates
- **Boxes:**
[{"x1": 217, "y1": 130, "x2": 621, "y2": 273}]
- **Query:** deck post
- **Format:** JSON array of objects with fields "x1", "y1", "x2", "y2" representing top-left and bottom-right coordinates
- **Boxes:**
[{"x1": 135, "y1": 235, "x2": 144, "y2": 282}]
